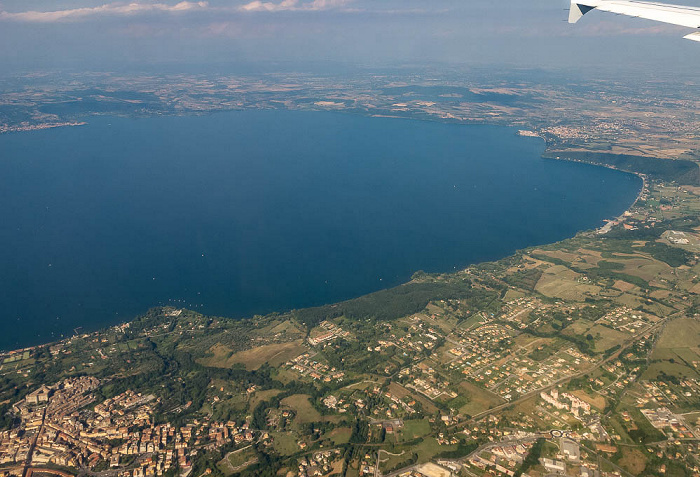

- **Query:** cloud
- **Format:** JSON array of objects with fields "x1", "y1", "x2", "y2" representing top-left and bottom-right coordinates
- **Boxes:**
[
  {"x1": 0, "y1": 1, "x2": 209, "y2": 23},
  {"x1": 0, "y1": 0, "x2": 353, "y2": 23},
  {"x1": 238, "y1": 0, "x2": 351, "y2": 12}
]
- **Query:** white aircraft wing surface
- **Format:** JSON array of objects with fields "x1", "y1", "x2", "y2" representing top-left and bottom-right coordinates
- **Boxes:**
[{"x1": 569, "y1": 0, "x2": 700, "y2": 42}]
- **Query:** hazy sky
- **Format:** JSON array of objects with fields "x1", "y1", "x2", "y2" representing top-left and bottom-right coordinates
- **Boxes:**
[{"x1": 0, "y1": 0, "x2": 698, "y2": 74}]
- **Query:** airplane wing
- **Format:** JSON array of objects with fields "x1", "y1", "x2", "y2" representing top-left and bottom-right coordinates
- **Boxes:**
[{"x1": 569, "y1": 0, "x2": 700, "y2": 42}]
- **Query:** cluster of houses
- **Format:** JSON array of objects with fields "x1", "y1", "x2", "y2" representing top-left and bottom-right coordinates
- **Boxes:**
[
  {"x1": 641, "y1": 408, "x2": 696, "y2": 438},
  {"x1": 448, "y1": 324, "x2": 514, "y2": 376},
  {"x1": 0, "y1": 377, "x2": 101, "y2": 467},
  {"x1": 296, "y1": 450, "x2": 343, "y2": 477},
  {"x1": 597, "y1": 306, "x2": 650, "y2": 333},
  {"x1": 0, "y1": 376, "x2": 259, "y2": 477},
  {"x1": 307, "y1": 321, "x2": 350, "y2": 346},
  {"x1": 286, "y1": 353, "x2": 345, "y2": 382},
  {"x1": 402, "y1": 363, "x2": 456, "y2": 401}
]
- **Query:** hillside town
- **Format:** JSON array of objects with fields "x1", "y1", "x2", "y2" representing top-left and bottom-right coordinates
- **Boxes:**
[{"x1": 0, "y1": 376, "x2": 258, "y2": 477}]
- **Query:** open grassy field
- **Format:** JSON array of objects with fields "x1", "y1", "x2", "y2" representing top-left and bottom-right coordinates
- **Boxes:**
[
  {"x1": 344, "y1": 461, "x2": 361, "y2": 477},
  {"x1": 673, "y1": 347, "x2": 700, "y2": 367},
  {"x1": 280, "y1": 394, "x2": 322, "y2": 424},
  {"x1": 325, "y1": 427, "x2": 352, "y2": 445},
  {"x1": 646, "y1": 318, "x2": 700, "y2": 382},
  {"x1": 513, "y1": 335, "x2": 551, "y2": 355},
  {"x1": 457, "y1": 313, "x2": 486, "y2": 331},
  {"x1": 507, "y1": 396, "x2": 553, "y2": 428},
  {"x1": 612, "y1": 293, "x2": 645, "y2": 310},
  {"x1": 381, "y1": 437, "x2": 456, "y2": 471},
  {"x1": 379, "y1": 450, "x2": 415, "y2": 474},
  {"x1": 248, "y1": 389, "x2": 283, "y2": 412},
  {"x1": 199, "y1": 340, "x2": 306, "y2": 370},
  {"x1": 570, "y1": 389, "x2": 606, "y2": 411},
  {"x1": 414, "y1": 437, "x2": 457, "y2": 462},
  {"x1": 503, "y1": 289, "x2": 527, "y2": 301},
  {"x1": 613, "y1": 280, "x2": 637, "y2": 292},
  {"x1": 273, "y1": 368, "x2": 300, "y2": 385},
  {"x1": 562, "y1": 319, "x2": 596, "y2": 337},
  {"x1": 643, "y1": 361, "x2": 700, "y2": 381},
  {"x1": 457, "y1": 381, "x2": 505, "y2": 417},
  {"x1": 212, "y1": 395, "x2": 248, "y2": 420},
  {"x1": 399, "y1": 419, "x2": 431, "y2": 442},
  {"x1": 256, "y1": 319, "x2": 305, "y2": 337},
  {"x1": 387, "y1": 382, "x2": 414, "y2": 400},
  {"x1": 588, "y1": 325, "x2": 629, "y2": 353},
  {"x1": 617, "y1": 257, "x2": 673, "y2": 283},
  {"x1": 656, "y1": 318, "x2": 700, "y2": 349},
  {"x1": 617, "y1": 447, "x2": 647, "y2": 475},
  {"x1": 271, "y1": 431, "x2": 301, "y2": 456},
  {"x1": 534, "y1": 248, "x2": 602, "y2": 267},
  {"x1": 421, "y1": 310, "x2": 459, "y2": 334},
  {"x1": 344, "y1": 380, "x2": 380, "y2": 392}
]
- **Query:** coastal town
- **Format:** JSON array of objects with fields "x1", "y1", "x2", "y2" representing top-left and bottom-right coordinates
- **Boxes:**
[{"x1": 0, "y1": 374, "x2": 261, "y2": 477}]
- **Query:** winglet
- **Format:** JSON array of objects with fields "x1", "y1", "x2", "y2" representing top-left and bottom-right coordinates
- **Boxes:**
[
  {"x1": 684, "y1": 31, "x2": 700, "y2": 41},
  {"x1": 569, "y1": 1, "x2": 596, "y2": 24}
]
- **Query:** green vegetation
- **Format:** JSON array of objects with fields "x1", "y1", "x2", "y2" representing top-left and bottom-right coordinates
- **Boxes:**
[
  {"x1": 504, "y1": 268, "x2": 544, "y2": 291},
  {"x1": 641, "y1": 241, "x2": 694, "y2": 267},
  {"x1": 514, "y1": 438, "x2": 545, "y2": 477},
  {"x1": 543, "y1": 151, "x2": 700, "y2": 185},
  {"x1": 294, "y1": 281, "x2": 497, "y2": 327}
]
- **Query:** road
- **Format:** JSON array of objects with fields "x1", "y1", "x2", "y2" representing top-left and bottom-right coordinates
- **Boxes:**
[
  {"x1": 22, "y1": 403, "x2": 47, "y2": 477},
  {"x1": 446, "y1": 313, "x2": 674, "y2": 431},
  {"x1": 580, "y1": 443, "x2": 637, "y2": 477},
  {"x1": 367, "y1": 311, "x2": 679, "y2": 477},
  {"x1": 375, "y1": 449, "x2": 406, "y2": 477},
  {"x1": 380, "y1": 436, "x2": 540, "y2": 477}
]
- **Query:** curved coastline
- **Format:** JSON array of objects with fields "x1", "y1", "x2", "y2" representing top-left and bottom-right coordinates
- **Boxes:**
[
  {"x1": 541, "y1": 154, "x2": 646, "y2": 231},
  {"x1": 0, "y1": 111, "x2": 645, "y2": 352}
]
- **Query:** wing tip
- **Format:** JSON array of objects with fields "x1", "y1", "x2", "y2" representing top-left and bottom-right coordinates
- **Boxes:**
[{"x1": 569, "y1": 2, "x2": 596, "y2": 24}]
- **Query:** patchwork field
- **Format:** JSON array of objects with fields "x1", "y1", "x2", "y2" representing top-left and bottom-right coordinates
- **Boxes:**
[
  {"x1": 535, "y1": 265, "x2": 601, "y2": 300},
  {"x1": 646, "y1": 318, "x2": 700, "y2": 383}
]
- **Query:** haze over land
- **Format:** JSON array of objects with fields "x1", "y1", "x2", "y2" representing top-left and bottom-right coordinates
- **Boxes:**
[{"x1": 0, "y1": 0, "x2": 699, "y2": 74}]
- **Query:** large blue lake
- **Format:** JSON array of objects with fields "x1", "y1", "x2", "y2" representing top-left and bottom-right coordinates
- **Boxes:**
[{"x1": 0, "y1": 111, "x2": 641, "y2": 350}]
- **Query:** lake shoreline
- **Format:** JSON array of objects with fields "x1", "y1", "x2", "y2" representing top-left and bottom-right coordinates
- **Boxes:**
[{"x1": 0, "y1": 111, "x2": 644, "y2": 352}]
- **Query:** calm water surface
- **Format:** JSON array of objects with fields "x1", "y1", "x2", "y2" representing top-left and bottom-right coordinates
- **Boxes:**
[{"x1": 0, "y1": 111, "x2": 641, "y2": 349}]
